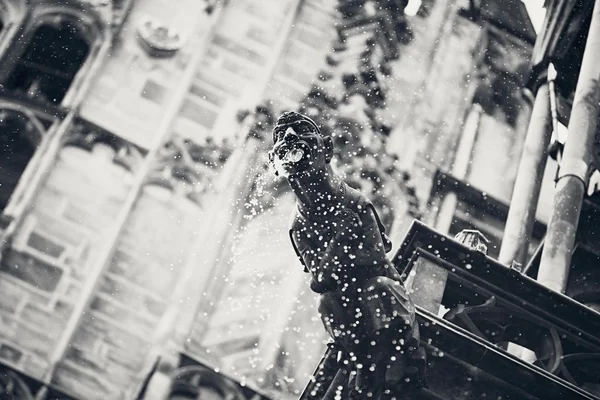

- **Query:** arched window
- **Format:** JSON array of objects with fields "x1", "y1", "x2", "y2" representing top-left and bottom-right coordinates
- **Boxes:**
[
  {"x1": 0, "y1": 367, "x2": 34, "y2": 400},
  {"x1": 0, "y1": 110, "x2": 45, "y2": 211},
  {"x1": 5, "y1": 18, "x2": 90, "y2": 104}
]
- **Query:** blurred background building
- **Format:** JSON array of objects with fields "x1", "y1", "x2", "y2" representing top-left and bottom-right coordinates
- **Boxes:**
[{"x1": 0, "y1": 0, "x2": 584, "y2": 399}]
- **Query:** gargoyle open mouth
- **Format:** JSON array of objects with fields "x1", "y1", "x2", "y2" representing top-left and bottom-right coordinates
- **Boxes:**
[
  {"x1": 277, "y1": 142, "x2": 311, "y2": 166},
  {"x1": 272, "y1": 141, "x2": 313, "y2": 177}
]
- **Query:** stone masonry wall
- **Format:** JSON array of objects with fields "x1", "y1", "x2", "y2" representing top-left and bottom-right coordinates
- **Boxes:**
[
  {"x1": 402, "y1": 14, "x2": 484, "y2": 171},
  {"x1": 386, "y1": 10, "x2": 485, "y2": 241},
  {"x1": 0, "y1": 143, "x2": 132, "y2": 382},
  {"x1": 0, "y1": 1, "x2": 538, "y2": 399},
  {"x1": 264, "y1": 0, "x2": 338, "y2": 111},
  {"x1": 384, "y1": 0, "x2": 464, "y2": 149},
  {"x1": 80, "y1": 0, "x2": 213, "y2": 149},
  {"x1": 52, "y1": 186, "x2": 204, "y2": 399},
  {"x1": 43, "y1": 0, "x2": 310, "y2": 397}
]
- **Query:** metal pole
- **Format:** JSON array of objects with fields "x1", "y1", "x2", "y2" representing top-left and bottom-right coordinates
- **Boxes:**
[
  {"x1": 498, "y1": 82, "x2": 552, "y2": 266},
  {"x1": 538, "y1": 0, "x2": 600, "y2": 293}
]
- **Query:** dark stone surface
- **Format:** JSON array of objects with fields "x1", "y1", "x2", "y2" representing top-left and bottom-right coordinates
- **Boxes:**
[{"x1": 395, "y1": 220, "x2": 600, "y2": 399}]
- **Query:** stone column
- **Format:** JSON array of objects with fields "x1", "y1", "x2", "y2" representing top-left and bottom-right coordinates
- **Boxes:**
[
  {"x1": 434, "y1": 104, "x2": 482, "y2": 232},
  {"x1": 498, "y1": 83, "x2": 552, "y2": 266},
  {"x1": 538, "y1": 0, "x2": 600, "y2": 293},
  {"x1": 501, "y1": 83, "x2": 551, "y2": 360}
]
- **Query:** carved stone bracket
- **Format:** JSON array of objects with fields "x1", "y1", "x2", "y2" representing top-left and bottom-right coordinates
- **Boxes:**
[
  {"x1": 137, "y1": 16, "x2": 184, "y2": 58},
  {"x1": 62, "y1": 119, "x2": 143, "y2": 172}
]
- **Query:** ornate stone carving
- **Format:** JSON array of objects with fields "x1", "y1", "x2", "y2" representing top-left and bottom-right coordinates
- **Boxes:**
[
  {"x1": 453, "y1": 229, "x2": 490, "y2": 254},
  {"x1": 62, "y1": 120, "x2": 143, "y2": 172},
  {"x1": 146, "y1": 137, "x2": 233, "y2": 204},
  {"x1": 236, "y1": 103, "x2": 277, "y2": 140},
  {"x1": 293, "y1": 1, "x2": 425, "y2": 227},
  {"x1": 270, "y1": 111, "x2": 426, "y2": 398},
  {"x1": 137, "y1": 16, "x2": 184, "y2": 58},
  {"x1": 341, "y1": 67, "x2": 387, "y2": 109},
  {"x1": 336, "y1": 0, "x2": 414, "y2": 62},
  {"x1": 472, "y1": 31, "x2": 530, "y2": 127}
]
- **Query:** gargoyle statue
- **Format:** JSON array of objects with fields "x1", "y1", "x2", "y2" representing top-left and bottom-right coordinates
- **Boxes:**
[{"x1": 269, "y1": 111, "x2": 426, "y2": 398}]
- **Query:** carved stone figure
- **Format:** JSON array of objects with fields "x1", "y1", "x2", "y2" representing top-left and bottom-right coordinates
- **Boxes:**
[{"x1": 269, "y1": 111, "x2": 425, "y2": 397}]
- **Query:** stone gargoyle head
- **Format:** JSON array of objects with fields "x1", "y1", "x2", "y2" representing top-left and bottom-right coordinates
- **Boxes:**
[{"x1": 268, "y1": 111, "x2": 334, "y2": 178}]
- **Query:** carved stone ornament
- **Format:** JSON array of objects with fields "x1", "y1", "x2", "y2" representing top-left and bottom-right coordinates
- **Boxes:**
[
  {"x1": 62, "y1": 120, "x2": 143, "y2": 172},
  {"x1": 137, "y1": 16, "x2": 184, "y2": 58},
  {"x1": 146, "y1": 137, "x2": 233, "y2": 204},
  {"x1": 454, "y1": 229, "x2": 490, "y2": 254},
  {"x1": 270, "y1": 111, "x2": 426, "y2": 398}
]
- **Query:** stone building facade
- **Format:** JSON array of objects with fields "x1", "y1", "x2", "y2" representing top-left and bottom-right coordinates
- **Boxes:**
[{"x1": 0, "y1": 0, "x2": 543, "y2": 399}]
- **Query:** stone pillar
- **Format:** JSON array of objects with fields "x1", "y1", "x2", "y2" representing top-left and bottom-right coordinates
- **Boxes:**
[
  {"x1": 538, "y1": 0, "x2": 600, "y2": 293},
  {"x1": 434, "y1": 105, "x2": 482, "y2": 232},
  {"x1": 499, "y1": 83, "x2": 552, "y2": 266}
]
